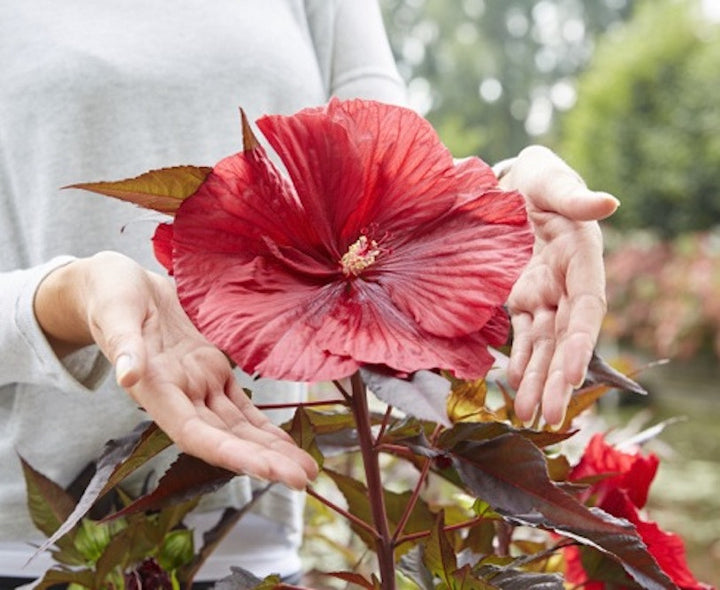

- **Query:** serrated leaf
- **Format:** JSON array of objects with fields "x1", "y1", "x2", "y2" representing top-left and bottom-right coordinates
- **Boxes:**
[
  {"x1": 361, "y1": 368, "x2": 452, "y2": 427},
  {"x1": 449, "y1": 434, "x2": 677, "y2": 590},
  {"x1": 19, "y1": 456, "x2": 78, "y2": 546},
  {"x1": 32, "y1": 421, "x2": 172, "y2": 560},
  {"x1": 104, "y1": 453, "x2": 234, "y2": 521},
  {"x1": 287, "y1": 407, "x2": 324, "y2": 468},
  {"x1": 67, "y1": 166, "x2": 212, "y2": 214}
]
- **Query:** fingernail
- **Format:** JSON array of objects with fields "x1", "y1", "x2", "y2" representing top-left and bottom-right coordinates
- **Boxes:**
[
  {"x1": 548, "y1": 410, "x2": 567, "y2": 432},
  {"x1": 521, "y1": 410, "x2": 538, "y2": 429},
  {"x1": 115, "y1": 354, "x2": 133, "y2": 384}
]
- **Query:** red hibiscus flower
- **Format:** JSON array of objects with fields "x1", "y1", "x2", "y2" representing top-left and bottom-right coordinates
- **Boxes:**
[
  {"x1": 564, "y1": 434, "x2": 712, "y2": 590},
  {"x1": 153, "y1": 98, "x2": 533, "y2": 382}
]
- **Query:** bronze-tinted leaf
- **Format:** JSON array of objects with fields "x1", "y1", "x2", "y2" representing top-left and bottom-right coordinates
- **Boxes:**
[
  {"x1": 421, "y1": 513, "x2": 457, "y2": 584},
  {"x1": 19, "y1": 455, "x2": 77, "y2": 542},
  {"x1": 287, "y1": 407, "x2": 324, "y2": 467},
  {"x1": 67, "y1": 165, "x2": 212, "y2": 214}
]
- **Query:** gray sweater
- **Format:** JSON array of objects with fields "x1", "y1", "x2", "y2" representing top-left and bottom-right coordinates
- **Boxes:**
[{"x1": 0, "y1": 0, "x2": 405, "y2": 577}]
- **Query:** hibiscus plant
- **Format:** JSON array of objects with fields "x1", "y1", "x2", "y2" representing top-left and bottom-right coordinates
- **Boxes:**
[{"x1": 23, "y1": 99, "x2": 711, "y2": 589}]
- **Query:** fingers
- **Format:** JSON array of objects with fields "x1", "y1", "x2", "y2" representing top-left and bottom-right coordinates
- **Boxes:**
[{"x1": 506, "y1": 145, "x2": 619, "y2": 222}]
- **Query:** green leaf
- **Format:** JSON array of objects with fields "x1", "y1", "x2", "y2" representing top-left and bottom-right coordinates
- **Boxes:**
[
  {"x1": 361, "y1": 368, "x2": 452, "y2": 427},
  {"x1": 104, "y1": 452, "x2": 234, "y2": 521},
  {"x1": 32, "y1": 421, "x2": 172, "y2": 559},
  {"x1": 93, "y1": 518, "x2": 159, "y2": 583},
  {"x1": 67, "y1": 166, "x2": 212, "y2": 214},
  {"x1": 158, "y1": 529, "x2": 195, "y2": 571},
  {"x1": 450, "y1": 564, "x2": 497, "y2": 590},
  {"x1": 287, "y1": 407, "x2": 324, "y2": 468},
  {"x1": 449, "y1": 434, "x2": 677, "y2": 590},
  {"x1": 72, "y1": 518, "x2": 115, "y2": 563},
  {"x1": 422, "y1": 513, "x2": 457, "y2": 584}
]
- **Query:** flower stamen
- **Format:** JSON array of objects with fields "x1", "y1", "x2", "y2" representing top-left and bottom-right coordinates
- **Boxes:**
[{"x1": 340, "y1": 235, "x2": 381, "y2": 277}]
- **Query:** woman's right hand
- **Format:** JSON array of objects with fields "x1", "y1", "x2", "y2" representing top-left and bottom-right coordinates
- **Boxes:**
[{"x1": 34, "y1": 251, "x2": 318, "y2": 490}]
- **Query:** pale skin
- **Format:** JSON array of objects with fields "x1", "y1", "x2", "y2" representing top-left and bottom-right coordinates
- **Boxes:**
[
  {"x1": 501, "y1": 145, "x2": 618, "y2": 428},
  {"x1": 33, "y1": 145, "x2": 616, "y2": 483}
]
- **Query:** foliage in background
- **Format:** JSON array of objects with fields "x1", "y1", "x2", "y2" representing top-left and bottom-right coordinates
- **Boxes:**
[
  {"x1": 380, "y1": 0, "x2": 636, "y2": 161},
  {"x1": 559, "y1": 0, "x2": 720, "y2": 237},
  {"x1": 603, "y1": 229, "x2": 720, "y2": 361}
]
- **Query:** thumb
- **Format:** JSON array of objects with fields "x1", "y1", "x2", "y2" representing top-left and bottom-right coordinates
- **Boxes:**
[
  {"x1": 88, "y1": 306, "x2": 149, "y2": 389},
  {"x1": 508, "y1": 146, "x2": 620, "y2": 221}
]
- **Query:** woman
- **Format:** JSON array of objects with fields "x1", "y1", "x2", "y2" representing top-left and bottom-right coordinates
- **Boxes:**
[{"x1": 0, "y1": 0, "x2": 616, "y2": 584}]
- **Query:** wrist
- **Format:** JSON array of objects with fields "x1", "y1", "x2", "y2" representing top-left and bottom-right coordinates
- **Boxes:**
[{"x1": 34, "y1": 259, "x2": 93, "y2": 357}]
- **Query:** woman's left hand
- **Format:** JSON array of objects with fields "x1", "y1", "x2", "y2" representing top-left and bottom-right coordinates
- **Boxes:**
[{"x1": 499, "y1": 146, "x2": 619, "y2": 428}]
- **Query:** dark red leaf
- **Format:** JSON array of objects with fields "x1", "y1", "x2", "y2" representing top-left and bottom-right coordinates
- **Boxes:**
[
  {"x1": 449, "y1": 434, "x2": 677, "y2": 589},
  {"x1": 104, "y1": 453, "x2": 234, "y2": 521}
]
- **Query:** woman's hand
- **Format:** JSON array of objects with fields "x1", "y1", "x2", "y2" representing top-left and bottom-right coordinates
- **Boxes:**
[
  {"x1": 34, "y1": 251, "x2": 318, "y2": 490},
  {"x1": 499, "y1": 146, "x2": 619, "y2": 428}
]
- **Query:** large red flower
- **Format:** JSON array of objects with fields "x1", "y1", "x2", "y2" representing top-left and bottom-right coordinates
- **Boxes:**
[
  {"x1": 154, "y1": 98, "x2": 533, "y2": 382},
  {"x1": 564, "y1": 434, "x2": 711, "y2": 590}
]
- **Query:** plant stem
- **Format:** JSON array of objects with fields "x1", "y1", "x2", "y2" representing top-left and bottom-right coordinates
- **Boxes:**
[
  {"x1": 255, "y1": 398, "x2": 347, "y2": 410},
  {"x1": 350, "y1": 372, "x2": 396, "y2": 589},
  {"x1": 306, "y1": 486, "x2": 379, "y2": 538}
]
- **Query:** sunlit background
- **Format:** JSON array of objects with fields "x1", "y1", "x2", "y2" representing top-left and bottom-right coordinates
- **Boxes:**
[{"x1": 379, "y1": 0, "x2": 720, "y2": 584}]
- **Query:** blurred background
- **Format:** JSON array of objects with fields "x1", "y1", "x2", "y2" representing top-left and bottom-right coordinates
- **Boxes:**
[{"x1": 379, "y1": 0, "x2": 720, "y2": 583}]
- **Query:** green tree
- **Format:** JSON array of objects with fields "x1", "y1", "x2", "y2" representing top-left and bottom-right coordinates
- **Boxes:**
[
  {"x1": 559, "y1": 0, "x2": 720, "y2": 236},
  {"x1": 381, "y1": 0, "x2": 636, "y2": 162}
]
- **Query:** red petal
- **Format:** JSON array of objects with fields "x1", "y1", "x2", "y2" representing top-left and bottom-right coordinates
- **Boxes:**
[
  {"x1": 571, "y1": 434, "x2": 659, "y2": 509},
  {"x1": 152, "y1": 223, "x2": 175, "y2": 274},
  {"x1": 375, "y1": 189, "x2": 531, "y2": 338}
]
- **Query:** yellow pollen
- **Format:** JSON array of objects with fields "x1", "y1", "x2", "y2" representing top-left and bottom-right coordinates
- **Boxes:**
[{"x1": 340, "y1": 235, "x2": 381, "y2": 277}]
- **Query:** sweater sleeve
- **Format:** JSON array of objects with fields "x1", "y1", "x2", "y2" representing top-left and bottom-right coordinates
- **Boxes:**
[
  {"x1": 0, "y1": 257, "x2": 110, "y2": 392},
  {"x1": 305, "y1": 0, "x2": 408, "y2": 105}
]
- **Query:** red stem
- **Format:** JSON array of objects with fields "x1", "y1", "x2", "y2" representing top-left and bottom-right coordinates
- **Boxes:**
[
  {"x1": 390, "y1": 456, "x2": 431, "y2": 547},
  {"x1": 255, "y1": 398, "x2": 347, "y2": 411},
  {"x1": 350, "y1": 372, "x2": 396, "y2": 589},
  {"x1": 306, "y1": 485, "x2": 379, "y2": 538},
  {"x1": 395, "y1": 516, "x2": 486, "y2": 547}
]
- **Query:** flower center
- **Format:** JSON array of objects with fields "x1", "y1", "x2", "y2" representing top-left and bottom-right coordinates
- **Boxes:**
[{"x1": 340, "y1": 235, "x2": 381, "y2": 277}]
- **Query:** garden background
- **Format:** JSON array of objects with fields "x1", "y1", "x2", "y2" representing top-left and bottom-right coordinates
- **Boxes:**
[{"x1": 374, "y1": 0, "x2": 719, "y2": 584}]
